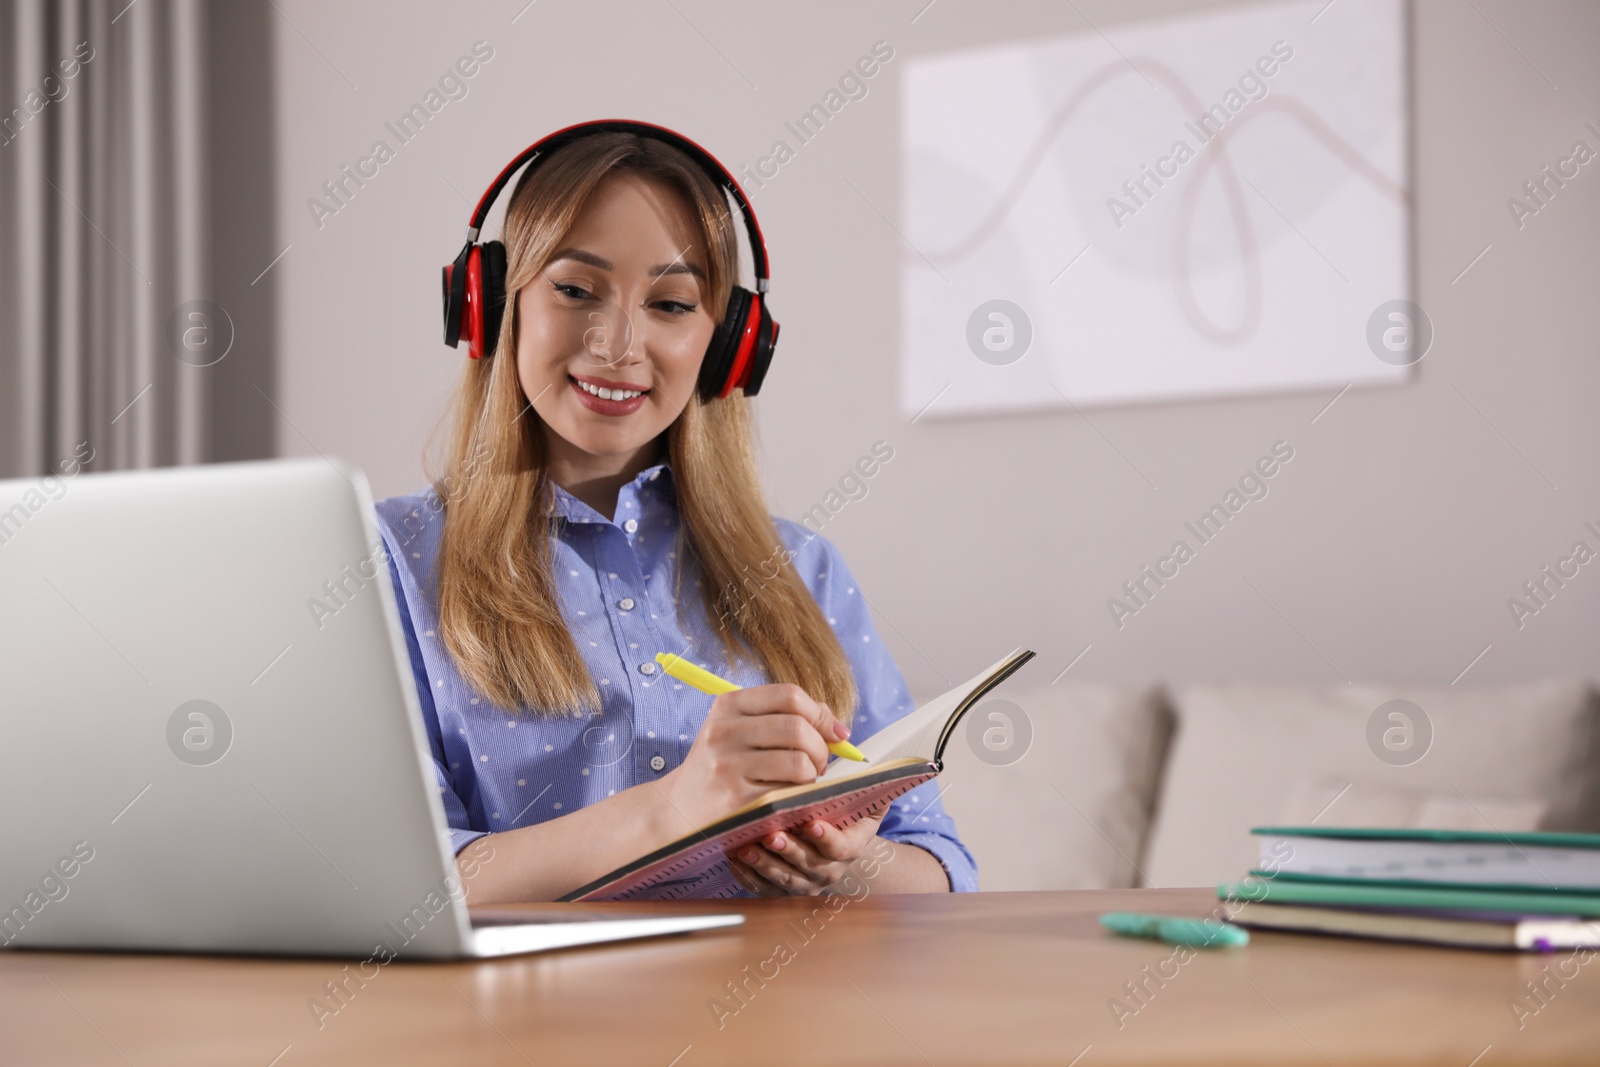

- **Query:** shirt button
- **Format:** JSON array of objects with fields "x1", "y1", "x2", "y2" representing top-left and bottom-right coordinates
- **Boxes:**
[
  {"x1": 618, "y1": 597, "x2": 635, "y2": 610},
  {"x1": 639, "y1": 662, "x2": 657, "y2": 675},
  {"x1": 623, "y1": 518, "x2": 638, "y2": 534},
  {"x1": 649, "y1": 755, "x2": 666, "y2": 772}
]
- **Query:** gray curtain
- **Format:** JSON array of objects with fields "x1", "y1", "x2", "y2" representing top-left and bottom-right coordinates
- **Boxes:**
[{"x1": 0, "y1": 0, "x2": 212, "y2": 476}]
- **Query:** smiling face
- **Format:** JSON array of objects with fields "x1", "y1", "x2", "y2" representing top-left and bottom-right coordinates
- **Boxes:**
[{"x1": 516, "y1": 170, "x2": 719, "y2": 487}]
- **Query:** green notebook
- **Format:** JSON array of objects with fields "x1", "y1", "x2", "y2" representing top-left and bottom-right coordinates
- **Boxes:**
[
  {"x1": 1252, "y1": 826, "x2": 1600, "y2": 847},
  {"x1": 1218, "y1": 875, "x2": 1600, "y2": 917},
  {"x1": 1251, "y1": 826, "x2": 1600, "y2": 891}
]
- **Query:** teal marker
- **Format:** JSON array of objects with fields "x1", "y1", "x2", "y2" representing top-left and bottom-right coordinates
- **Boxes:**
[{"x1": 1099, "y1": 912, "x2": 1249, "y2": 948}]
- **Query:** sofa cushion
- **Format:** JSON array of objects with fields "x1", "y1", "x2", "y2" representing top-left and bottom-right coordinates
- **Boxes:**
[
  {"x1": 941, "y1": 682, "x2": 1171, "y2": 891},
  {"x1": 1142, "y1": 680, "x2": 1600, "y2": 887}
]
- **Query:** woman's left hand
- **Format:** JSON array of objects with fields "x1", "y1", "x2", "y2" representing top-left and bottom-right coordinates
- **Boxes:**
[{"x1": 728, "y1": 803, "x2": 891, "y2": 896}]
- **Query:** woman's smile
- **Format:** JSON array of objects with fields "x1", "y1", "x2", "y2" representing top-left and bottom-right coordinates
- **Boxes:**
[{"x1": 568, "y1": 372, "x2": 651, "y2": 416}]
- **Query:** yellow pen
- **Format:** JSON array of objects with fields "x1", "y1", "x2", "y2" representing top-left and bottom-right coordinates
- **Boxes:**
[{"x1": 654, "y1": 651, "x2": 868, "y2": 762}]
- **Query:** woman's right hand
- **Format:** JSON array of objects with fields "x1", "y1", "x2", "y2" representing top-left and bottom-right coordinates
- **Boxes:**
[{"x1": 656, "y1": 683, "x2": 850, "y2": 830}]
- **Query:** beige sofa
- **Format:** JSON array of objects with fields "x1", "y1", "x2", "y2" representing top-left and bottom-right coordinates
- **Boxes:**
[{"x1": 939, "y1": 679, "x2": 1600, "y2": 890}]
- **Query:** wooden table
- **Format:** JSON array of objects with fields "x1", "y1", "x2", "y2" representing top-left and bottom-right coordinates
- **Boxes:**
[{"x1": 2, "y1": 888, "x2": 1596, "y2": 1065}]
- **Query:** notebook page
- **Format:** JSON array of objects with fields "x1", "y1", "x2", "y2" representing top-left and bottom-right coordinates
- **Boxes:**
[{"x1": 818, "y1": 652, "x2": 1018, "y2": 782}]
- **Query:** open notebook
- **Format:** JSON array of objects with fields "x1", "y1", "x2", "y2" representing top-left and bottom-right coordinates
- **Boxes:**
[{"x1": 558, "y1": 648, "x2": 1036, "y2": 901}]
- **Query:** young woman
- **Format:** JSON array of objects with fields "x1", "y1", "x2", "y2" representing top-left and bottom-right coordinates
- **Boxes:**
[{"x1": 374, "y1": 123, "x2": 975, "y2": 903}]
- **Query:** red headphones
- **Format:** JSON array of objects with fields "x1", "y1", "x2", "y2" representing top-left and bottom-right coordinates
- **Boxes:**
[{"x1": 441, "y1": 119, "x2": 779, "y2": 400}]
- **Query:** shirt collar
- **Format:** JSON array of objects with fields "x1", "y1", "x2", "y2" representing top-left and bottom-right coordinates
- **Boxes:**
[{"x1": 548, "y1": 460, "x2": 675, "y2": 525}]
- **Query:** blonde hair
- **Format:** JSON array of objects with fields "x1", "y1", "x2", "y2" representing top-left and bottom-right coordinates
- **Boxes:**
[{"x1": 423, "y1": 131, "x2": 858, "y2": 723}]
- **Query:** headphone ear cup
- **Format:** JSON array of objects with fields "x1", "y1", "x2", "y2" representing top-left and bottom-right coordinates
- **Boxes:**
[
  {"x1": 740, "y1": 299, "x2": 777, "y2": 397},
  {"x1": 443, "y1": 244, "x2": 471, "y2": 347},
  {"x1": 479, "y1": 241, "x2": 508, "y2": 359},
  {"x1": 700, "y1": 286, "x2": 754, "y2": 399}
]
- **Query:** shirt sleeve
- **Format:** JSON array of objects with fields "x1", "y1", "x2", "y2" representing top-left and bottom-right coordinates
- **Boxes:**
[
  {"x1": 378, "y1": 518, "x2": 488, "y2": 857},
  {"x1": 793, "y1": 525, "x2": 980, "y2": 892}
]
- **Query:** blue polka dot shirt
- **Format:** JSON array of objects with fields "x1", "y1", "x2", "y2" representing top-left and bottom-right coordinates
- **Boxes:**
[{"x1": 372, "y1": 460, "x2": 978, "y2": 895}]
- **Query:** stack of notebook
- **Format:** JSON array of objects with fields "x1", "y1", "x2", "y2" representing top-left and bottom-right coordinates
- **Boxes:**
[{"x1": 1218, "y1": 826, "x2": 1600, "y2": 950}]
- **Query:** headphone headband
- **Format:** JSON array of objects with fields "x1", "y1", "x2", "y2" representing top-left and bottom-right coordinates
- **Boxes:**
[{"x1": 462, "y1": 119, "x2": 770, "y2": 291}]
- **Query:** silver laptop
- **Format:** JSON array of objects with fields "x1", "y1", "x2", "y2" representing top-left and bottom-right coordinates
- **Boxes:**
[{"x1": 0, "y1": 457, "x2": 742, "y2": 958}]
